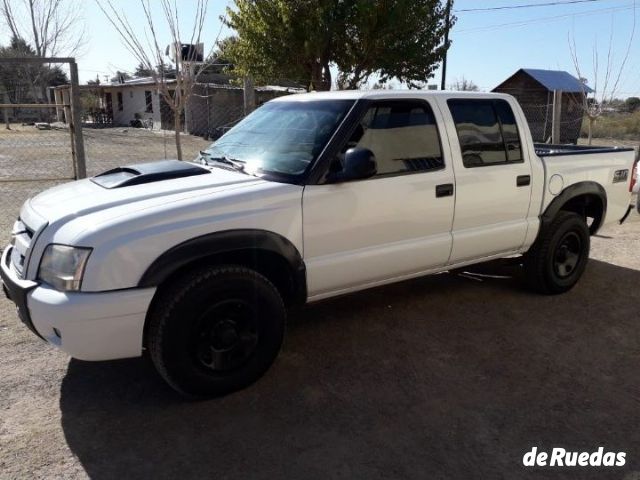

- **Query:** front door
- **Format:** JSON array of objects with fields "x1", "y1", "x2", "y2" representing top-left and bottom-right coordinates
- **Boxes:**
[{"x1": 303, "y1": 99, "x2": 456, "y2": 300}]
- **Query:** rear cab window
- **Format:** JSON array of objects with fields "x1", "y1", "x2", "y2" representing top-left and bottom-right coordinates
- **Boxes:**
[{"x1": 447, "y1": 99, "x2": 523, "y2": 167}]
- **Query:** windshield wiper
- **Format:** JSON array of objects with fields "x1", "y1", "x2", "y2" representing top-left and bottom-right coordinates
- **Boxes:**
[{"x1": 199, "y1": 151, "x2": 247, "y2": 173}]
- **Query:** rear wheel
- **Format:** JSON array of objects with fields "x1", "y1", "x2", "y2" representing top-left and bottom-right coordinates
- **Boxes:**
[
  {"x1": 524, "y1": 211, "x2": 590, "y2": 294},
  {"x1": 147, "y1": 265, "x2": 286, "y2": 397}
]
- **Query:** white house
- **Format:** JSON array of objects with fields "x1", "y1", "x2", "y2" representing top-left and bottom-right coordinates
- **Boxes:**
[
  {"x1": 51, "y1": 76, "x2": 302, "y2": 136},
  {"x1": 100, "y1": 77, "x2": 166, "y2": 129}
]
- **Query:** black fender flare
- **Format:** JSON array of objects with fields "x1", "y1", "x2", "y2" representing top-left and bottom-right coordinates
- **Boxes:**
[
  {"x1": 138, "y1": 229, "x2": 307, "y2": 304},
  {"x1": 541, "y1": 181, "x2": 607, "y2": 234}
]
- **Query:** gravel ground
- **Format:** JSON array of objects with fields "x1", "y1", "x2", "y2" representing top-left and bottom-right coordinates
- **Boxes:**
[{"x1": 1, "y1": 130, "x2": 640, "y2": 479}]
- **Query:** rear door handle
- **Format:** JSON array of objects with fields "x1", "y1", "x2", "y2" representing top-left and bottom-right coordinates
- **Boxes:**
[
  {"x1": 435, "y1": 183, "x2": 454, "y2": 198},
  {"x1": 517, "y1": 175, "x2": 531, "y2": 187}
]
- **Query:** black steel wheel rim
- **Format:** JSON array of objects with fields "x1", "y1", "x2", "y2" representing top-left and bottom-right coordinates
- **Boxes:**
[
  {"x1": 191, "y1": 299, "x2": 259, "y2": 372},
  {"x1": 553, "y1": 231, "x2": 582, "y2": 278}
]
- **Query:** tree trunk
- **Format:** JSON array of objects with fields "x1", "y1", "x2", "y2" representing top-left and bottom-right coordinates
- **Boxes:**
[
  {"x1": 588, "y1": 117, "x2": 594, "y2": 145},
  {"x1": 309, "y1": 61, "x2": 331, "y2": 91},
  {"x1": 322, "y1": 62, "x2": 332, "y2": 91},
  {"x1": 174, "y1": 110, "x2": 183, "y2": 160}
]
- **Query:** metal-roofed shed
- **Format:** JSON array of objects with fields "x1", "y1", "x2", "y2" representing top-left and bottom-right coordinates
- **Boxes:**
[{"x1": 493, "y1": 68, "x2": 590, "y2": 144}]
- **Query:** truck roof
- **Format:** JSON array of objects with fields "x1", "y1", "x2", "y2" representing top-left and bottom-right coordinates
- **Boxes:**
[{"x1": 270, "y1": 89, "x2": 514, "y2": 102}]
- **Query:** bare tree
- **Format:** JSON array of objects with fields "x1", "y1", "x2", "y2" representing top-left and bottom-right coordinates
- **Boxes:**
[
  {"x1": 97, "y1": 0, "x2": 215, "y2": 160},
  {"x1": 450, "y1": 76, "x2": 479, "y2": 91},
  {"x1": 569, "y1": 7, "x2": 636, "y2": 144},
  {"x1": 1, "y1": 0, "x2": 84, "y2": 120},
  {"x1": 0, "y1": 0, "x2": 86, "y2": 57}
]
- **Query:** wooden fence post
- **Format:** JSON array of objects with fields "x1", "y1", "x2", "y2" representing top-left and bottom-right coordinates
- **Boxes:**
[
  {"x1": 552, "y1": 90, "x2": 563, "y2": 144},
  {"x1": 68, "y1": 60, "x2": 87, "y2": 179}
]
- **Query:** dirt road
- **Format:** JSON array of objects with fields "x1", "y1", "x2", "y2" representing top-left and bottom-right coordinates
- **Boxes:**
[{"x1": 1, "y1": 211, "x2": 640, "y2": 479}]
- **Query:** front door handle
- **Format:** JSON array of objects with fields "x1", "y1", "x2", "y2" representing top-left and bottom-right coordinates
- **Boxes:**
[
  {"x1": 435, "y1": 183, "x2": 454, "y2": 198},
  {"x1": 517, "y1": 175, "x2": 531, "y2": 187}
]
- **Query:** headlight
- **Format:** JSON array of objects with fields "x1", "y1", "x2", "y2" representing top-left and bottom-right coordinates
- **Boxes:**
[{"x1": 38, "y1": 244, "x2": 92, "y2": 291}]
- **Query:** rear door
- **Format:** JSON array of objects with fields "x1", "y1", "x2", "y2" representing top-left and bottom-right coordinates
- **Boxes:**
[
  {"x1": 302, "y1": 98, "x2": 456, "y2": 299},
  {"x1": 442, "y1": 98, "x2": 533, "y2": 263}
]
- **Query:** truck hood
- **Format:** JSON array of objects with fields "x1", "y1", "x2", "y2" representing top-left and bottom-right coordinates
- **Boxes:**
[{"x1": 26, "y1": 161, "x2": 265, "y2": 225}]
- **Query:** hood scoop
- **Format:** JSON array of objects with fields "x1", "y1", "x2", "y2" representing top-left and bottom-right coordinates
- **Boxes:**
[{"x1": 91, "y1": 160, "x2": 210, "y2": 189}]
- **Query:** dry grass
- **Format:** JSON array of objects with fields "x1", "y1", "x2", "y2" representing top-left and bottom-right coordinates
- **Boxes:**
[{"x1": 581, "y1": 111, "x2": 640, "y2": 142}]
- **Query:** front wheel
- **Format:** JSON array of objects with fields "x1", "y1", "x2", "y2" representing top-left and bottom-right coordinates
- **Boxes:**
[
  {"x1": 523, "y1": 211, "x2": 590, "y2": 294},
  {"x1": 147, "y1": 265, "x2": 286, "y2": 398}
]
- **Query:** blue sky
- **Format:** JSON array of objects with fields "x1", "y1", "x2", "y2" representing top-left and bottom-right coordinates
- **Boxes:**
[
  {"x1": 3, "y1": 0, "x2": 640, "y2": 98},
  {"x1": 447, "y1": 0, "x2": 639, "y2": 96}
]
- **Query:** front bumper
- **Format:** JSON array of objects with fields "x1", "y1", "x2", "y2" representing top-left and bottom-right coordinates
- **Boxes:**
[
  {"x1": 0, "y1": 246, "x2": 40, "y2": 337},
  {"x1": 1, "y1": 245, "x2": 156, "y2": 361}
]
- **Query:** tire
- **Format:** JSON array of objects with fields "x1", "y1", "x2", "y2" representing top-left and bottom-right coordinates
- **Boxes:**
[
  {"x1": 147, "y1": 265, "x2": 286, "y2": 398},
  {"x1": 523, "y1": 211, "x2": 590, "y2": 295}
]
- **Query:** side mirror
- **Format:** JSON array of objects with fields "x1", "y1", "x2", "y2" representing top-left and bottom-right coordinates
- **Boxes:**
[{"x1": 333, "y1": 148, "x2": 377, "y2": 182}]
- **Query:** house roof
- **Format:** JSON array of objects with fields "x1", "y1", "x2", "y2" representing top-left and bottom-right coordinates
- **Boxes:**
[
  {"x1": 496, "y1": 68, "x2": 594, "y2": 93},
  {"x1": 109, "y1": 76, "x2": 168, "y2": 86},
  {"x1": 103, "y1": 78, "x2": 177, "y2": 88}
]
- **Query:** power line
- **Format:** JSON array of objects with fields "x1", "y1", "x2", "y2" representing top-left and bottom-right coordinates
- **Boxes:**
[
  {"x1": 456, "y1": 3, "x2": 635, "y2": 33},
  {"x1": 455, "y1": 0, "x2": 607, "y2": 13}
]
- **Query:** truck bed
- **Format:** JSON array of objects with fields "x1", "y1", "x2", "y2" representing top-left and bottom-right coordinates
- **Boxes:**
[
  {"x1": 534, "y1": 143, "x2": 635, "y2": 157},
  {"x1": 535, "y1": 143, "x2": 637, "y2": 225}
]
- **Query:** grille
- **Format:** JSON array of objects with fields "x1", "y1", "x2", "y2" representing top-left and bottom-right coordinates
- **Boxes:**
[{"x1": 10, "y1": 219, "x2": 34, "y2": 278}]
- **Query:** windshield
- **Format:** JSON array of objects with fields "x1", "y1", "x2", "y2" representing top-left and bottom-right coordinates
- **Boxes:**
[{"x1": 202, "y1": 99, "x2": 354, "y2": 177}]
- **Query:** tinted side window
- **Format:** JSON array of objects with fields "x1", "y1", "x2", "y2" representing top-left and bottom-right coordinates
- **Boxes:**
[
  {"x1": 343, "y1": 101, "x2": 443, "y2": 176},
  {"x1": 448, "y1": 99, "x2": 523, "y2": 167},
  {"x1": 448, "y1": 100, "x2": 505, "y2": 167},
  {"x1": 494, "y1": 100, "x2": 522, "y2": 162}
]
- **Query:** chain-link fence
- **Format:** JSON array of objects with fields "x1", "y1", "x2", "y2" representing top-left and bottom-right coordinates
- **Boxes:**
[
  {"x1": 1, "y1": 57, "x2": 84, "y2": 241},
  {"x1": 516, "y1": 101, "x2": 585, "y2": 144},
  {"x1": 0, "y1": 58, "x2": 303, "y2": 244},
  {"x1": 492, "y1": 86, "x2": 586, "y2": 144}
]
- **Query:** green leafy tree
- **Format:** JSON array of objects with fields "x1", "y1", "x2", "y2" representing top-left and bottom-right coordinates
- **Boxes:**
[
  {"x1": 0, "y1": 36, "x2": 69, "y2": 106},
  {"x1": 87, "y1": 75, "x2": 101, "y2": 86},
  {"x1": 155, "y1": 63, "x2": 177, "y2": 80},
  {"x1": 110, "y1": 70, "x2": 132, "y2": 83},
  {"x1": 134, "y1": 62, "x2": 154, "y2": 77},
  {"x1": 206, "y1": 37, "x2": 237, "y2": 75},
  {"x1": 625, "y1": 97, "x2": 640, "y2": 113},
  {"x1": 224, "y1": 0, "x2": 453, "y2": 90}
]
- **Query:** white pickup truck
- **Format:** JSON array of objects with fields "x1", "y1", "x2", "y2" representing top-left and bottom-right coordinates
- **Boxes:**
[{"x1": 2, "y1": 91, "x2": 637, "y2": 397}]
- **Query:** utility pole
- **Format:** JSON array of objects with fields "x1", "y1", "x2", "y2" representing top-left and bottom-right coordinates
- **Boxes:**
[
  {"x1": 243, "y1": 77, "x2": 255, "y2": 116},
  {"x1": 440, "y1": 0, "x2": 453, "y2": 91}
]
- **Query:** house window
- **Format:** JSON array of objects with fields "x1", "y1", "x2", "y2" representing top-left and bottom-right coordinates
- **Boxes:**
[
  {"x1": 145, "y1": 90, "x2": 153, "y2": 113},
  {"x1": 117, "y1": 91, "x2": 123, "y2": 111},
  {"x1": 105, "y1": 92, "x2": 113, "y2": 113}
]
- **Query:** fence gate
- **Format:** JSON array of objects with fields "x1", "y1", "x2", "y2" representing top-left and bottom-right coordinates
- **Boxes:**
[
  {"x1": 0, "y1": 57, "x2": 86, "y2": 181},
  {"x1": 0, "y1": 57, "x2": 86, "y2": 239}
]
